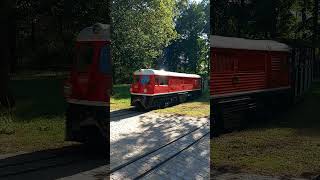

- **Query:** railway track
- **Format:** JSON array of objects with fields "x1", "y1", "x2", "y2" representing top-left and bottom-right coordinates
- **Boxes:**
[
  {"x1": 0, "y1": 145, "x2": 107, "y2": 180},
  {"x1": 109, "y1": 122, "x2": 209, "y2": 179},
  {"x1": 0, "y1": 110, "x2": 208, "y2": 179},
  {"x1": 110, "y1": 108, "x2": 147, "y2": 120}
]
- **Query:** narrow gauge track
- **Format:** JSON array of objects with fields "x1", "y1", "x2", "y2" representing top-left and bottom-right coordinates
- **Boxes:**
[
  {"x1": 0, "y1": 109, "x2": 145, "y2": 179},
  {"x1": 109, "y1": 122, "x2": 209, "y2": 179},
  {"x1": 0, "y1": 145, "x2": 106, "y2": 179},
  {"x1": 110, "y1": 108, "x2": 147, "y2": 120}
]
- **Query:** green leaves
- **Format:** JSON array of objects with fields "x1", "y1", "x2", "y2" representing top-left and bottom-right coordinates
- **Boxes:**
[
  {"x1": 211, "y1": 0, "x2": 319, "y2": 43},
  {"x1": 163, "y1": 0, "x2": 209, "y2": 76},
  {"x1": 111, "y1": 0, "x2": 177, "y2": 83}
]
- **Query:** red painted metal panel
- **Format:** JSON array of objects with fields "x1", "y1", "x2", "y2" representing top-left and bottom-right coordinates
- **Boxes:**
[
  {"x1": 131, "y1": 74, "x2": 201, "y2": 95},
  {"x1": 66, "y1": 41, "x2": 111, "y2": 104},
  {"x1": 210, "y1": 47, "x2": 290, "y2": 98}
]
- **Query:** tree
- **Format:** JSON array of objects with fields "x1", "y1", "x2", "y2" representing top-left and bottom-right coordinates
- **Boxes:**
[
  {"x1": 313, "y1": 0, "x2": 319, "y2": 43},
  {"x1": 0, "y1": 0, "x2": 16, "y2": 108},
  {"x1": 111, "y1": 0, "x2": 177, "y2": 83},
  {"x1": 163, "y1": 0, "x2": 209, "y2": 75}
]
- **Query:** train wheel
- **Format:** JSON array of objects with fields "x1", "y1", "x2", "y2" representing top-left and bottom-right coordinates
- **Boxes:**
[{"x1": 134, "y1": 101, "x2": 148, "y2": 111}]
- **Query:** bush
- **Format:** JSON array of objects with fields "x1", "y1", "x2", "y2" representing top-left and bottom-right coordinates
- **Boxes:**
[{"x1": 0, "y1": 108, "x2": 15, "y2": 135}]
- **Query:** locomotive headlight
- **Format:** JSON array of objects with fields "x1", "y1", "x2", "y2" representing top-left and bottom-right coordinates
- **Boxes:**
[{"x1": 144, "y1": 88, "x2": 147, "y2": 93}]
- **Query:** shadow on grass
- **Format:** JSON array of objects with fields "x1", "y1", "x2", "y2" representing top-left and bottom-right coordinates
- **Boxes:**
[
  {"x1": 8, "y1": 78, "x2": 67, "y2": 121},
  {"x1": 211, "y1": 82, "x2": 320, "y2": 178},
  {"x1": 248, "y1": 82, "x2": 320, "y2": 136},
  {"x1": 0, "y1": 144, "x2": 108, "y2": 180},
  {"x1": 110, "y1": 113, "x2": 209, "y2": 178}
]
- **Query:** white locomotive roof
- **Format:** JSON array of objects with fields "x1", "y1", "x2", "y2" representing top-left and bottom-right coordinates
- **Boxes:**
[
  {"x1": 77, "y1": 23, "x2": 110, "y2": 42},
  {"x1": 210, "y1": 35, "x2": 290, "y2": 52},
  {"x1": 133, "y1": 69, "x2": 201, "y2": 78}
]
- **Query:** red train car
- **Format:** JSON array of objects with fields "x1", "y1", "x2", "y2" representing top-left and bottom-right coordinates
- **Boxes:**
[
  {"x1": 210, "y1": 35, "x2": 292, "y2": 136},
  {"x1": 64, "y1": 23, "x2": 111, "y2": 146},
  {"x1": 130, "y1": 69, "x2": 202, "y2": 110}
]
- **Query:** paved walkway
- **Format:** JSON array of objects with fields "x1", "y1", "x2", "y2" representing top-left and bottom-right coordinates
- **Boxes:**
[
  {"x1": 110, "y1": 112, "x2": 210, "y2": 179},
  {"x1": 110, "y1": 112, "x2": 208, "y2": 169},
  {"x1": 141, "y1": 135, "x2": 210, "y2": 180}
]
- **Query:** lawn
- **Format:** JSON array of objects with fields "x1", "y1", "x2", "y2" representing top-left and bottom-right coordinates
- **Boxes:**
[
  {"x1": 111, "y1": 84, "x2": 210, "y2": 118},
  {"x1": 211, "y1": 82, "x2": 320, "y2": 178},
  {"x1": 110, "y1": 84, "x2": 132, "y2": 110},
  {"x1": 0, "y1": 78, "x2": 74, "y2": 154},
  {"x1": 0, "y1": 81, "x2": 209, "y2": 154}
]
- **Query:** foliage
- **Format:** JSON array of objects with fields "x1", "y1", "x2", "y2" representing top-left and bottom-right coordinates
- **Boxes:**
[
  {"x1": 15, "y1": 0, "x2": 110, "y2": 68},
  {"x1": 211, "y1": 0, "x2": 319, "y2": 44},
  {"x1": 162, "y1": 0, "x2": 209, "y2": 77},
  {"x1": 0, "y1": 109, "x2": 15, "y2": 135},
  {"x1": 12, "y1": 0, "x2": 209, "y2": 84},
  {"x1": 111, "y1": 0, "x2": 177, "y2": 83}
]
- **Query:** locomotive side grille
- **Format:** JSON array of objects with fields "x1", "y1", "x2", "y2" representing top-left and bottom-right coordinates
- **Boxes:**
[
  {"x1": 271, "y1": 57, "x2": 281, "y2": 71},
  {"x1": 218, "y1": 97, "x2": 256, "y2": 129}
]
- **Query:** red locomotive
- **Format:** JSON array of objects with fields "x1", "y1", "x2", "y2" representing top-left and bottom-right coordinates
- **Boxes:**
[
  {"x1": 210, "y1": 35, "x2": 313, "y2": 137},
  {"x1": 63, "y1": 23, "x2": 111, "y2": 146},
  {"x1": 130, "y1": 69, "x2": 202, "y2": 110}
]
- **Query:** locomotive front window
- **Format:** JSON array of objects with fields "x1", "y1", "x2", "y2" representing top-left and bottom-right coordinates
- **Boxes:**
[
  {"x1": 141, "y1": 75, "x2": 150, "y2": 85},
  {"x1": 99, "y1": 45, "x2": 111, "y2": 74},
  {"x1": 77, "y1": 44, "x2": 94, "y2": 72}
]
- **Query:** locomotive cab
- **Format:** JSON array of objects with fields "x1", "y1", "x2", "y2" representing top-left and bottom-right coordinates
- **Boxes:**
[
  {"x1": 64, "y1": 23, "x2": 111, "y2": 147},
  {"x1": 131, "y1": 74, "x2": 155, "y2": 95}
]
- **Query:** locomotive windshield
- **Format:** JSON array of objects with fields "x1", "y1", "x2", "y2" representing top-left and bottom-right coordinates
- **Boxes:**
[
  {"x1": 141, "y1": 75, "x2": 150, "y2": 85},
  {"x1": 133, "y1": 75, "x2": 150, "y2": 85},
  {"x1": 76, "y1": 44, "x2": 94, "y2": 72},
  {"x1": 99, "y1": 45, "x2": 111, "y2": 74}
]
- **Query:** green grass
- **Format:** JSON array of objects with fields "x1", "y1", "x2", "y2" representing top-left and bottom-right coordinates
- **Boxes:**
[
  {"x1": 110, "y1": 84, "x2": 131, "y2": 110},
  {"x1": 111, "y1": 84, "x2": 209, "y2": 118},
  {"x1": 0, "y1": 81, "x2": 208, "y2": 154},
  {"x1": 153, "y1": 91, "x2": 209, "y2": 118},
  {"x1": 0, "y1": 78, "x2": 74, "y2": 154},
  {"x1": 211, "y1": 82, "x2": 320, "y2": 178}
]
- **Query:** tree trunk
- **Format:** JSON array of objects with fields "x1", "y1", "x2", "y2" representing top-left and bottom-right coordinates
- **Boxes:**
[
  {"x1": 237, "y1": 0, "x2": 245, "y2": 37},
  {"x1": 9, "y1": 5, "x2": 17, "y2": 74},
  {"x1": 211, "y1": 0, "x2": 215, "y2": 34},
  {"x1": 313, "y1": 0, "x2": 319, "y2": 43},
  {"x1": 302, "y1": 0, "x2": 307, "y2": 38},
  {"x1": 270, "y1": 0, "x2": 278, "y2": 38},
  {"x1": 0, "y1": 0, "x2": 16, "y2": 108}
]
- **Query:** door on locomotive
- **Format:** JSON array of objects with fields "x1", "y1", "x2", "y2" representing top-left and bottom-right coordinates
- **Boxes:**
[{"x1": 64, "y1": 23, "x2": 111, "y2": 146}]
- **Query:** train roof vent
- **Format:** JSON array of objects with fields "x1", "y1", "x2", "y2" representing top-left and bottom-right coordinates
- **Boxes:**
[
  {"x1": 77, "y1": 23, "x2": 110, "y2": 42},
  {"x1": 210, "y1": 35, "x2": 290, "y2": 52}
]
